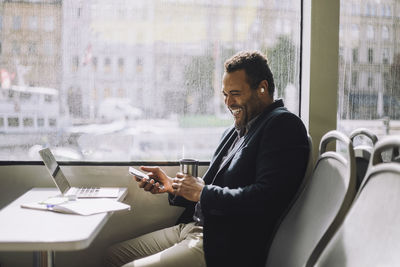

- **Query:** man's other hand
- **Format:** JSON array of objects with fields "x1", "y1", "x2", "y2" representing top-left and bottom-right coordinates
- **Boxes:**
[{"x1": 172, "y1": 173, "x2": 205, "y2": 202}]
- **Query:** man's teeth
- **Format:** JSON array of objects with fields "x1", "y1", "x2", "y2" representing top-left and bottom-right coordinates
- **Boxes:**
[{"x1": 232, "y1": 109, "x2": 241, "y2": 115}]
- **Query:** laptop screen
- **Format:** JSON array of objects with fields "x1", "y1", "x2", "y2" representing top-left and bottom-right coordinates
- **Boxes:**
[{"x1": 39, "y1": 148, "x2": 71, "y2": 195}]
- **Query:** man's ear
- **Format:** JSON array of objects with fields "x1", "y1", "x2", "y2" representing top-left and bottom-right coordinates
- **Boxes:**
[{"x1": 257, "y1": 80, "x2": 270, "y2": 98}]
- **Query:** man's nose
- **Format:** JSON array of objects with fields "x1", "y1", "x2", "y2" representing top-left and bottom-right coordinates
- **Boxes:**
[{"x1": 225, "y1": 95, "x2": 234, "y2": 106}]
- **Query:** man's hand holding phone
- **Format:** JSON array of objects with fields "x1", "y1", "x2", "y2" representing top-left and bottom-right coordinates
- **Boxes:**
[{"x1": 129, "y1": 166, "x2": 173, "y2": 194}]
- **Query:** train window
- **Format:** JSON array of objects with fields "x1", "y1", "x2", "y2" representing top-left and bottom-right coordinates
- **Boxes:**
[
  {"x1": 8, "y1": 117, "x2": 19, "y2": 127},
  {"x1": 92, "y1": 57, "x2": 98, "y2": 70},
  {"x1": 366, "y1": 25, "x2": 374, "y2": 39},
  {"x1": 0, "y1": 0, "x2": 301, "y2": 161},
  {"x1": 20, "y1": 92, "x2": 32, "y2": 101},
  {"x1": 368, "y1": 48, "x2": 374, "y2": 63},
  {"x1": 45, "y1": 95, "x2": 53, "y2": 103},
  {"x1": 12, "y1": 16, "x2": 21, "y2": 30},
  {"x1": 49, "y1": 118, "x2": 57, "y2": 127},
  {"x1": 352, "y1": 48, "x2": 359, "y2": 63},
  {"x1": 118, "y1": 58, "x2": 124, "y2": 73},
  {"x1": 72, "y1": 56, "x2": 80, "y2": 72},
  {"x1": 44, "y1": 41, "x2": 54, "y2": 55},
  {"x1": 28, "y1": 16, "x2": 38, "y2": 31},
  {"x1": 12, "y1": 41, "x2": 21, "y2": 55},
  {"x1": 37, "y1": 118, "x2": 45, "y2": 127},
  {"x1": 44, "y1": 17, "x2": 55, "y2": 32},
  {"x1": 382, "y1": 26, "x2": 389, "y2": 40},
  {"x1": 382, "y1": 48, "x2": 389, "y2": 64},
  {"x1": 104, "y1": 57, "x2": 112, "y2": 73},
  {"x1": 23, "y1": 118, "x2": 34, "y2": 127},
  {"x1": 337, "y1": 0, "x2": 400, "y2": 141}
]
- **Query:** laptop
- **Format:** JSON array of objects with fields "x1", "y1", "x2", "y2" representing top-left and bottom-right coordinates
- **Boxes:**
[{"x1": 39, "y1": 148, "x2": 120, "y2": 198}]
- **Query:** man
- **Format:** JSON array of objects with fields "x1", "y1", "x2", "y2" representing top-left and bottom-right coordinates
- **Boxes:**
[{"x1": 106, "y1": 51, "x2": 309, "y2": 267}]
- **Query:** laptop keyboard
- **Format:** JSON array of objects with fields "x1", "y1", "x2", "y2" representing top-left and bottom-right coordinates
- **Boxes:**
[{"x1": 77, "y1": 187, "x2": 100, "y2": 197}]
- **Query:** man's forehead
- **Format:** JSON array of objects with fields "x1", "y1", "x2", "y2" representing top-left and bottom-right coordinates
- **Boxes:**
[{"x1": 222, "y1": 71, "x2": 250, "y2": 90}]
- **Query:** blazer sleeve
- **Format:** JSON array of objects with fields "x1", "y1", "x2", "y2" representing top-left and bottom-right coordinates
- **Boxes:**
[
  {"x1": 200, "y1": 112, "x2": 309, "y2": 217},
  {"x1": 168, "y1": 193, "x2": 196, "y2": 207}
]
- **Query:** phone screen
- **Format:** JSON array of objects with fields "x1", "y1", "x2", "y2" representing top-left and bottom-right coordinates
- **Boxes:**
[
  {"x1": 128, "y1": 167, "x2": 149, "y2": 180},
  {"x1": 128, "y1": 167, "x2": 164, "y2": 189}
]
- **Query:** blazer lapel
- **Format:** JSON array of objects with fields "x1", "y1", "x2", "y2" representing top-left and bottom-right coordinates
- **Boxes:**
[
  {"x1": 205, "y1": 100, "x2": 286, "y2": 185},
  {"x1": 213, "y1": 126, "x2": 255, "y2": 181},
  {"x1": 217, "y1": 135, "x2": 245, "y2": 173},
  {"x1": 212, "y1": 102, "x2": 285, "y2": 180}
]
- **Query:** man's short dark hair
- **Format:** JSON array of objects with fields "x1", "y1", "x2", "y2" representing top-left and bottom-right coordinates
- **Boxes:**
[{"x1": 224, "y1": 51, "x2": 275, "y2": 96}]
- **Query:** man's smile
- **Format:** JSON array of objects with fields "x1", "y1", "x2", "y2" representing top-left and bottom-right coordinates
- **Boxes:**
[{"x1": 230, "y1": 108, "x2": 242, "y2": 119}]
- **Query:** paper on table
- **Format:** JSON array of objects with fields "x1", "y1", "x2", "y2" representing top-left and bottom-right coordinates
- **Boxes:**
[{"x1": 21, "y1": 198, "x2": 130, "y2": 216}]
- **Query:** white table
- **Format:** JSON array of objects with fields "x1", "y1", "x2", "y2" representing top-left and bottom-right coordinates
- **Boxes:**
[{"x1": 0, "y1": 187, "x2": 128, "y2": 267}]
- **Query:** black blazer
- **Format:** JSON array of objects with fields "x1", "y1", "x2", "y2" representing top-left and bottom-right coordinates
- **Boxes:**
[{"x1": 170, "y1": 100, "x2": 309, "y2": 267}]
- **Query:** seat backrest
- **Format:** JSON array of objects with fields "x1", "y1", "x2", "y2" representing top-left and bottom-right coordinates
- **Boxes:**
[
  {"x1": 312, "y1": 136, "x2": 400, "y2": 267},
  {"x1": 392, "y1": 147, "x2": 400, "y2": 162},
  {"x1": 265, "y1": 130, "x2": 356, "y2": 267},
  {"x1": 349, "y1": 128, "x2": 378, "y2": 190},
  {"x1": 302, "y1": 134, "x2": 314, "y2": 190}
]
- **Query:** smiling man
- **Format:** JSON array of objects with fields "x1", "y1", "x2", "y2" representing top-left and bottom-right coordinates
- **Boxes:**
[
  {"x1": 223, "y1": 56, "x2": 273, "y2": 135},
  {"x1": 106, "y1": 51, "x2": 309, "y2": 267}
]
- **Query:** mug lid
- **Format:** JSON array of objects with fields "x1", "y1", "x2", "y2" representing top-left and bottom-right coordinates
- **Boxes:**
[{"x1": 179, "y1": 158, "x2": 198, "y2": 164}]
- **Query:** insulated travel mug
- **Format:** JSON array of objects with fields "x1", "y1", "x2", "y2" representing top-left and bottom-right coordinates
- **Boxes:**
[{"x1": 179, "y1": 158, "x2": 199, "y2": 177}]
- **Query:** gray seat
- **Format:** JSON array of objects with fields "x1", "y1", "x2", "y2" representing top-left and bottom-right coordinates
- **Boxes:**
[
  {"x1": 312, "y1": 135, "x2": 400, "y2": 267},
  {"x1": 349, "y1": 128, "x2": 378, "y2": 189},
  {"x1": 392, "y1": 147, "x2": 400, "y2": 162},
  {"x1": 302, "y1": 134, "x2": 315, "y2": 190},
  {"x1": 265, "y1": 130, "x2": 356, "y2": 267}
]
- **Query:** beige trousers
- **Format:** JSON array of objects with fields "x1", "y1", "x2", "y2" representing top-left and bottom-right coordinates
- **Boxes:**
[{"x1": 105, "y1": 222, "x2": 206, "y2": 267}]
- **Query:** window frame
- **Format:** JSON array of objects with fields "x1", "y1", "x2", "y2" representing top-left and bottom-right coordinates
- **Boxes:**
[{"x1": 0, "y1": 0, "x2": 342, "y2": 164}]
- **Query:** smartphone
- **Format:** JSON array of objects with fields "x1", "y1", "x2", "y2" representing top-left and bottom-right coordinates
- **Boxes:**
[
  {"x1": 129, "y1": 167, "x2": 149, "y2": 180},
  {"x1": 128, "y1": 167, "x2": 164, "y2": 189}
]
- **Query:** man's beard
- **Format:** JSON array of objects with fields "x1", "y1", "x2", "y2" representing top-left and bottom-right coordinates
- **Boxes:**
[{"x1": 234, "y1": 111, "x2": 247, "y2": 135}]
